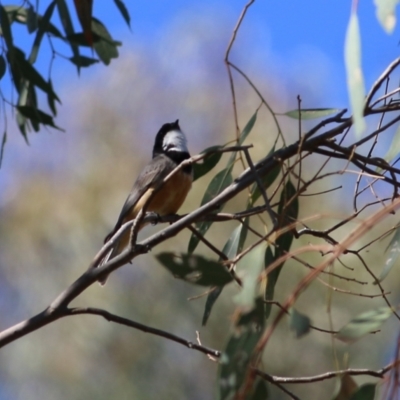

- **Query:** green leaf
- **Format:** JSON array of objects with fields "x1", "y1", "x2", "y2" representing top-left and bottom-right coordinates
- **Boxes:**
[
  {"x1": 4, "y1": 6, "x2": 63, "y2": 38},
  {"x1": 17, "y1": 106, "x2": 61, "y2": 129},
  {"x1": 248, "y1": 378, "x2": 269, "y2": 400},
  {"x1": 219, "y1": 298, "x2": 264, "y2": 400},
  {"x1": 28, "y1": 1, "x2": 56, "y2": 64},
  {"x1": 26, "y1": 4, "x2": 38, "y2": 33},
  {"x1": 235, "y1": 246, "x2": 265, "y2": 308},
  {"x1": 345, "y1": 12, "x2": 366, "y2": 137},
  {"x1": 156, "y1": 253, "x2": 233, "y2": 286},
  {"x1": 289, "y1": 308, "x2": 311, "y2": 338},
  {"x1": 12, "y1": 47, "x2": 59, "y2": 101},
  {"x1": 249, "y1": 165, "x2": 280, "y2": 205},
  {"x1": 332, "y1": 374, "x2": 358, "y2": 400},
  {"x1": 223, "y1": 224, "x2": 247, "y2": 259},
  {"x1": 238, "y1": 111, "x2": 257, "y2": 145},
  {"x1": 56, "y1": 0, "x2": 80, "y2": 68},
  {"x1": 349, "y1": 384, "x2": 376, "y2": 400},
  {"x1": 0, "y1": 5, "x2": 14, "y2": 59},
  {"x1": 264, "y1": 181, "x2": 298, "y2": 319},
  {"x1": 66, "y1": 32, "x2": 93, "y2": 47},
  {"x1": 375, "y1": 0, "x2": 399, "y2": 34},
  {"x1": 188, "y1": 167, "x2": 233, "y2": 253},
  {"x1": 202, "y1": 286, "x2": 223, "y2": 326},
  {"x1": 92, "y1": 18, "x2": 119, "y2": 65},
  {"x1": 284, "y1": 108, "x2": 343, "y2": 120},
  {"x1": 193, "y1": 145, "x2": 224, "y2": 181},
  {"x1": 383, "y1": 124, "x2": 400, "y2": 163},
  {"x1": 16, "y1": 112, "x2": 28, "y2": 143},
  {"x1": 69, "y1": 55, "x2": 99, "y2": 68},
  {"x1": 113, "y1": 0, "x2": 131, "y2": 28},
  {"x1": 0, "y1": 55, "x2": 6, "y2": 80},
  {"x1": 202, "y1": 224, "x2": 248, "y2": 325},
  {"x1": 264, "y1": 246, "x2": 277, "y2": 319},
  {"x1": 336, "y1": 307, "x2": 392, "y2": 343},
  {"x1": 0, "y1": 130, "x2": 7, "y2": 168},
  {"x1": 276, "y1": 180, "x2": 298, "y2": 257},
  {"x1": 377, "y1": 225, "x2": 400, "y2": 283}
]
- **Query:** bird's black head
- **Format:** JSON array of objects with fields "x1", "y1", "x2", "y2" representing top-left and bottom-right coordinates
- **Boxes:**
[{"x1": 153, "y1": 119, "x2": 189, "y2": 157}]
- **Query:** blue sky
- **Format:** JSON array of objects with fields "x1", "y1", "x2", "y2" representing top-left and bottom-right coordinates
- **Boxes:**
[{"x1": 98, "y1": 0, "x2": 400, "y2": 100}]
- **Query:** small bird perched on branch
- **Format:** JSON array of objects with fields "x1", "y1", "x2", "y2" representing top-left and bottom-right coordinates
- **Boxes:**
[{"x1": 98, "y1": 120, "x2": 192, "y2": 285}]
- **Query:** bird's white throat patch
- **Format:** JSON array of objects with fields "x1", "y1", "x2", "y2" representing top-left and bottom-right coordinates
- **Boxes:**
[{"x1": 163, "y1": 130, "x2": 189, "y2": 153}]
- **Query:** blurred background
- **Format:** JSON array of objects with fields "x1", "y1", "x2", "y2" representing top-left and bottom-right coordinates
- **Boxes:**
[{"x1": 0, "y1": 1, "x2": 400, "y2": 399}]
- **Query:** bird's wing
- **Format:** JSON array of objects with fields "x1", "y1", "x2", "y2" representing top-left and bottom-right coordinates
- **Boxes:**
[{"x1": 104, "y1": 154, "x2": 173, "y2": 242}]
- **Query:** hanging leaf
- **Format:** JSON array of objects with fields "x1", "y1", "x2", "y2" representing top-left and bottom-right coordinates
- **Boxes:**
[
  {"x1": 113, "y1": 0, "x2": 131, "y2": 28},
  {"x1": 248, "y1": 378, "x2": 269, "y2": 400},
  {"x1": 249, "y1": 164, "x2": 280, "y2": 205},
  {"x1": 11, "y1": 47, "x2": 59, "y2": 102},
  {"x1": 219, "y1": 298, "x2": 264, "y2": 400},
  {"x1": 17, "y1": 106, "x2": 61, "y2": 130},
  {"x1": 377, "y1": 225, "x2": 400, "y2": 283},
  {"x1": 238, "y1": 111, "x2": 257, "y2": 145},
  {"x1": 336, "y1": 307, "x2": 392, "y2": 343},
  {"x1": 73, "y1": 0, "x2": 93, "y2": 46},
  {"x1": 4, "y1": 6, "x2": 63, "y2": 38},
  {"x1": 0, "y1": 131, "x2": 7, "y2": 168},
  {"x1": 375, "y1": 0, "x2": 399, "y2": 34},
  {"x1": 289, "y1": 308, "x2": 311, "y2": 338},
  {"x1": 92, "y1": 18, "x2": 120, "y2": 65},
  {"x1": 156, "y1": 253, "x2": 233, "y2": 287},
  {"x1": 28, "y1": 1, "x2": 57, "y2": 64},
  {"x1": 56, "y1": 0, "x2": 80, "y2": 69},
  {"x1": 0, "y1": 5, "x2": 14, "y2": 60},
  {"x1": 264, "y1": 246, "x2": 276, "y2": 319},
  {"x1": 188, "y1": 166, "x2": 233, "y2": 253},
  {"x1": 349, "y1": 384, "x2": 376, "y2": 400},
  {"x1": 284, "y1": 108, "x2": 343, "y2": 120},
  {"x1": 235, "y1": 246, "x2": 265, "y2": 308},
  {"x1": 0, "y1": 55, "x2": 6, "y2": 80},
  {"x1": 344, "y1": 12, "x2": 366, "y2": 137},
  {"x1": 26, "y1": 4, "x2": 38, "y2": 33},
  {"x1": 276, "y1": 180, "x2": 299, "y2": 257},
  {"x1": 384, "y1": 124, "x2": 400, "y2": 163},
  {"x1": 69, "y1": 55, "x2": 99, "y2": 67},
  {"x1": 332, "y1": 374, "x2": 358, "y2": 400},
  {"x1": 192, "y1": 145, "x2": 224, "y2": 181},
  {"x1": 202, "y1": 224, "x2": 247, "y2": 325}
]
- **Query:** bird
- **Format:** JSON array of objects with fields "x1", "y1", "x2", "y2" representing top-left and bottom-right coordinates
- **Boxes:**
[{"x1": 98, "y1": 120, "x2": 192, "y2": 285}]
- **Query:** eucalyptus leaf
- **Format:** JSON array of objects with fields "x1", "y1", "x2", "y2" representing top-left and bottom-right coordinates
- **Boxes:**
[
  {"x1": 383, "y1": 124, "x2": 400, "y2": 163},
  {"x1": 188, "y1": 166, "x2": 233, "y2": 253},
  {"x1": 202, "y1": 224, "x2": 247, "y2": 326},
  {"x1": 92, "y1": 18, "x2": 119, "y2": 65},
  {"x1": 0, "y1": 55, "x2": 6, "y2": 80},
  {"x1": 349, "y1": 384, "x2": 376, "y2": 400},
  {"x1": 219, "y1": 298, "x2": 264, "y2": 400},
  {"x1": 69, "y1": 55, "x2": 99, "y2": 68},
  {"x1": 289, "y1": 308, "x2": 311, "y2": 338},
  {"x1": 284, "y1": 108, "x2": 343, "y2": 120},
  {"x1": 344, "y1": 12, "x2": 366, "y2": 137},
  {"x1": 17, "y1": 106, "x2": 61, "y2": 130},
  {"x1": 28, "y1": 1, "x2": 56, "y2": 64},
  {"x1": 0, "y1": 5, "x2": 14, "y2": 59},
  {"x1": 113, "y1": 0, "x2": 131, "y2": 28},
  {"x1": 375, "y1": 0, "x2": 399, "y2": 34},
  {"x1": 156, "y1": 253, "x2": 233, "y2": 286},
  {"x1": 336, "y1": 307, "x2": 392, "y2": 343},
  {"x1": 56, "y1": 0, "x2": 80, "y2": 68},
  {"x1": 193, "y1": 145, "x2": 224, "y2": 181},
  {"x1": 377, "y1": 225, "x2": 400, "y2": 283}
]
